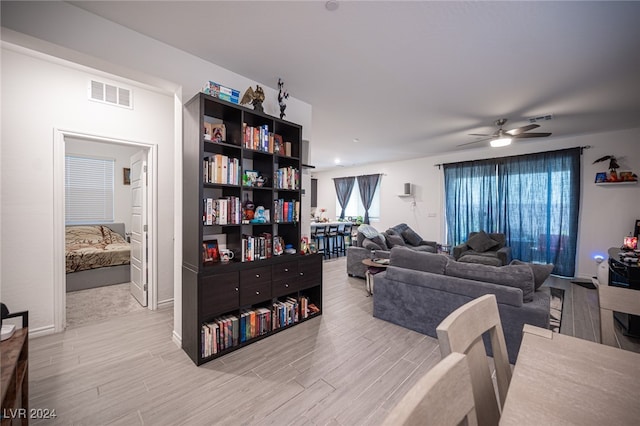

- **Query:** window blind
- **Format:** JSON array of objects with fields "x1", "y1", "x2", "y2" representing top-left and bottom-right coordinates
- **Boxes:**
[{"x1": 65, "y1": 155, "x2": 115, "y2": 223}]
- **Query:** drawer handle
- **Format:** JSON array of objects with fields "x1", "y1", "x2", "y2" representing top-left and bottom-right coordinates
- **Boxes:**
[
  {"x1": 255, "y1": 291, "x2": 260, "y2": 295},
  {"x1": 255, "y1": 274, "x2": 260, "y2": 278},
  {"x1": 284, "y1": 268, "x2": 289, "y2": 272},
  {"x1": 299, "y1": 272, "x2": 304, "y2": 276},
  {"x1": 285, "y1": 284, "x2": 289, "y2": 288},
  {"x1": 235, "y1": 287, "x2": 239, "y2": 292}
]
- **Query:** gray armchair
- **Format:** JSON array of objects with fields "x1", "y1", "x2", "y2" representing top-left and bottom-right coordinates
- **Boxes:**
[{"x1": 453, "y1": 231, "x2": 512, "y2": 266}]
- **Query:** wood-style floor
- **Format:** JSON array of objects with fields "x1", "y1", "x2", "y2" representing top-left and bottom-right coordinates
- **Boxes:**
[{"x1": 29, "y1": 256, "x2": 639, "y2": 425}]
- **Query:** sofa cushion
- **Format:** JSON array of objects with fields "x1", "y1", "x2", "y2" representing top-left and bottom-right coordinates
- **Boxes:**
[
  {"x1": 459, "y1": 254, "x2": 503, "y2": 267},
  {"x1": 466, "y1": 230, "x2": 499, "y2": 253},
  {"x1": 358, "y1": 224, "x2": 379, "y2": 239},
  {"x1": 511, "y1": 260, "x2": 554, "y2": 290},
  {"x1": 390, "y1": 246, "x2": 448, "y2": 275},
  {"x1": 445, "y1": 259, "x2": 535, "y2": 302},
  {"x1": 363, "y1": 239, "x2": 383, "y2": 251},
  {"x1": 385, "y1": 233, "x2": 406, "y2": 248},
  {"x1": 411, "y1": 245, "x2": 437, "y2": 253},
  {"x1": 401, "y1": 228, "x2": 423, "y2": 246},
  {"x1": 372, "y1": 233, "x2": 389, "y2": 250}
]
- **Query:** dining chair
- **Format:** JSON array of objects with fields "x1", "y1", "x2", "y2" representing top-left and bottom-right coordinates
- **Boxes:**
[
  {"x1": 436, "y1": 294, "x2": 511, "y2": 426},
  {"x1": 596, "y1": 280, "x2": 640, "y2": 347},
  {"x1": 383, "y1": 352, "x2": 477, "y2": 426}
]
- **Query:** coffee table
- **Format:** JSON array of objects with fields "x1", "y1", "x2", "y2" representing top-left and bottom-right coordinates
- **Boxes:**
[{"x1": 362, "y1": 258, "x2": 389, "y2": 296}]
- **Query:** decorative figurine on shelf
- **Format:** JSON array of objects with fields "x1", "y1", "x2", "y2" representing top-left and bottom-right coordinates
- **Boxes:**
[
  {"x1": 240, "y1": 85, "x2": 265, "y2": 113},
  {"x1": 251, "y1": 206, "x2": 267, "y2": 224},
  {"x1": 278, "y1": 78, "x2": 289, "y2": 119},
  {"x1": 593, "y1": 155, "x2": 620, "y2": 181},
  {"x1": 242, "y1": 194, "x2": 255, "y2": 222},
  {"x1": 300, "y1": 237, "x2": 309, "y2": 255}
]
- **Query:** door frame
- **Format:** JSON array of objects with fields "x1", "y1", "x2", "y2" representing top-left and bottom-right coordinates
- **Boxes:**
[{"x1": 53, "y1": 128, "x2": 158, "y2": 332}]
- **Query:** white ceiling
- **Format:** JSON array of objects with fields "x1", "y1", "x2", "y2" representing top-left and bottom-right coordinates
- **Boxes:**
[{"x1": 70, "y1": 1, "x2": 640, "y2": 170}]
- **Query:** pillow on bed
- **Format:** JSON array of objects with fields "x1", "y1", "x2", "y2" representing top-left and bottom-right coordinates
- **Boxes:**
[{"x1": 101, "y1": 226, "x2": 127, "y2": 244}]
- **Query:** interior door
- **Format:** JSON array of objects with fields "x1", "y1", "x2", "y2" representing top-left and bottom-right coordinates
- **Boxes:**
[{"x1": 130, "y1": 150, "x2": 148, "y2": 307}]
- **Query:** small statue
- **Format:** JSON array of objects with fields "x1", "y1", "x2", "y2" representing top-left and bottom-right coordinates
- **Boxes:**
[
  {"x1": 240, "y1": 85, "x2": 265, "y2": 113},
  {"x1": 278, "y1": 78, "x2": 289, "y2": 119}
]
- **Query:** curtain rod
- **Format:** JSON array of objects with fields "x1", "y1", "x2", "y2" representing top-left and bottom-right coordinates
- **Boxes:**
[{"x1": 433, "y1": 145, "x2": 592, "y2": 169}]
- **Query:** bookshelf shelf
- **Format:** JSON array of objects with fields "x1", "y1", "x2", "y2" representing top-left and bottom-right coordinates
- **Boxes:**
[{"x1": 182, "y1": 92, "x2": 322, "y2": 365}]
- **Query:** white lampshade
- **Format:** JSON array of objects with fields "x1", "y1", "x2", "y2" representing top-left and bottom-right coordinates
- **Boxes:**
[{"x1": 490, "y1": 137, "x2": 512, "y2": 147}]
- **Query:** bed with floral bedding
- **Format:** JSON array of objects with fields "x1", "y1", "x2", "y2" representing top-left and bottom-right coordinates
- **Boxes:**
[{"x1": 65, "y1": 224, "x2": 131, "y2": 291}]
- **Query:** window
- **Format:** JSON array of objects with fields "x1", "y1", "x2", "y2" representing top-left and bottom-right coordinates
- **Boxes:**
[
  {"x1": 65, "y1": 155, "x2": 115, "y2": 224},
  {"x1": 336, "y1": 179, "x2": 381, "y2": 221}
]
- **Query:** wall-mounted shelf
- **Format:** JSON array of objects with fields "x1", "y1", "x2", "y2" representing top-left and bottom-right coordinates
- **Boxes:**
[{"x1": 596, "y1": 181, "x2": 638, "y2": 186}]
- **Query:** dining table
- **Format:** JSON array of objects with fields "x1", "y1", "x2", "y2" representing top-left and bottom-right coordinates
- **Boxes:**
[{"x1": 499, "y1": 324, "x2": 640, "y2": 425}]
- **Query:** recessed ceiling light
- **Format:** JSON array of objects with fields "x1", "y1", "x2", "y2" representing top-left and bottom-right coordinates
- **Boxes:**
[
  {"x1": 353, "y1": 138, "x2": 359, "y2": 143},
  {"x1": 326, "y1": 1, "x2": 339, "y2": 11},
  {"x1": 334, "y1": 158, "x2": 341, "y2": 164}
]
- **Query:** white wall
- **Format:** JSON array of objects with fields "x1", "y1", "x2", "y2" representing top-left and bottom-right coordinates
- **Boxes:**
[
  {"x1": 0, "y1": 46, "x2": 175, "y2": 333},
  {"x1": 314, "y1": 127, "x2": 640, "y2": 279},
  {"x1": 1, "y1": 1, "x2": 314, "y2": 341},
  {"x1": 65, "y1": 137, "x2": 142, "y2": 232}
]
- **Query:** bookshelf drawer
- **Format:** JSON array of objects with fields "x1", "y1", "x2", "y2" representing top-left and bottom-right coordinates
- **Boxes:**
[
  {"x1": 272, "y1": 279, "x2": 299, "y2": 298},
  {"x1": 240, "y1": 265, "x2": 271, "y2": 286},
  {"x1": 240, "y1": 280, "x2": 272, "y2": 306},
  {"x1": 298, "y1": 256, "x2": 322, "y2": 282},
  {"x1": 272, "y1": 261, "x2": 298, "y2": 281},
  {"x1": 200, "y1": 272, "x2": 239, "y2": 318}
]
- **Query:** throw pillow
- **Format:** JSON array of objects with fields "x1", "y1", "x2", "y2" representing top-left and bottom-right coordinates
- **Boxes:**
[
  {"x1": 466, "y1": 231, "x2": 499, "y2": 253},
  {"x1": 390, "y1": 246, "x2": 448, "y2": 274},
  {"x1": 371, "y1": 233, "x2": 389, "y2": 250},
  {"x1": 357, "y1": 224, "x2": 379, "y2": 239},
  {"x1": 511, "y1": 260, "x2": 554, "y2": 290},
  {"x1": 445, "y1": 260, "x2": 535, "y2": 302},
  {"x1": 362, "y1": 240, "x2": 382, "y2": 251},
  {"x1": 385, "y1": 233, "x2": 406, "y2": 248},
  {"x1": 401, "y1": 228, "x2": 423, "y2": 246}
]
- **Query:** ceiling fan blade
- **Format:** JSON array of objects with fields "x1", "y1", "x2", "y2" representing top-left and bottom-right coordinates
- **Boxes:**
[
  {"x1": 513, "y1": 132, "x2": 552, "y2": 139},
  {"x1": 457, "y1": 137, "x2": 491, "y2": 147},
  {"x1": 468, "y1": 133, "x2": 491, "y2": 137},
  {"x1": 506, "y1": 124, "x2": 540, "y2": 136}
]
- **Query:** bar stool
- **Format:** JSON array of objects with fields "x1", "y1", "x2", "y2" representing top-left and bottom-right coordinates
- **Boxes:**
[
  {"x1": 311, "y1": 225, "x2": 328, "y2": 258},
  {"x1": 340, "y1": 223, "x2": 353, "y2": 251},
  {"x1": 334, "y1": 223, "x2": 347, "y2": 256},
  {"x1": 327, "y1": 224, "x2": 339, "y2": 257}
]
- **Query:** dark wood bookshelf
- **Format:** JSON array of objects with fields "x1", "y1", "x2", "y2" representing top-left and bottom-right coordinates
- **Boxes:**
[{"x1": 182, "y1": 92, "x2": 322, "y2": 365}]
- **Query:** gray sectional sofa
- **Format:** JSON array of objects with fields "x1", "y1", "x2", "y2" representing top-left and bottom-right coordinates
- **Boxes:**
[
  {"x1": 347, "y1": 223, "x2": 437, "y2": 278},
  {"x1": 373, "y1": 247, "x2": 551, "y2": 363}
]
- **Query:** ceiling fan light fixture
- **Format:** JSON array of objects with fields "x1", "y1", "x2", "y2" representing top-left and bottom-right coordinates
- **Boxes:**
[{"x1": 490, "y1": 137, "x2": 512, "y2": 148}]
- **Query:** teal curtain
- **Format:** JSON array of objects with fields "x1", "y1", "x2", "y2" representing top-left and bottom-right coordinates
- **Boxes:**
[
  {"x1": 444, "y1": 159, "x2": 499, "y2": 246},
  {"x1": 499, "y1": 148, "x2": 581, "y2": 276},
  {"x1": 444, "y1": 148, "x2": 581, "y2": 277}
]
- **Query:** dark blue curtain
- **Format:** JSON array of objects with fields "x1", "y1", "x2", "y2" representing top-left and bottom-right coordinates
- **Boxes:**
[
  {"x1": 357, "y1": 174, "x2": 381, "y2": 224},
  {"x1": 333, "y1": 176, "x2": 355, "y2": 219},
  {"x1": 444, "y1": 148, "x2": 581, "y2": 277},
  {"x1": 499, "y1": 148, "x2": 581, "y2": 276},
  {"x1": 444, "y1": 159, "x2": 499, "y2": 246}
]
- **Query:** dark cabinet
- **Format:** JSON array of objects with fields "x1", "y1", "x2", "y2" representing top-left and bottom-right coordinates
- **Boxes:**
[{"x1": 182, "y1": 92, "x2": 322, "y2": 365}]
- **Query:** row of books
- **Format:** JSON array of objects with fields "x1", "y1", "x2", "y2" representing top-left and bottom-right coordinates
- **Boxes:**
[
  {"x1": 241, "y1": 233, "x2": 275, "y2": 262},
  {"x1": 273, "y1": 199, "x2": 300, "y2": 223},
  {"x1": 242, "y1": 123, "x2": 293, "y2": 156},
  {"x1": 203, "y1": 196, "x2": 242, "y2": 225},
  {"x1": 274, "y1": 166, "x2": 300, "y2": 190},
  {"x1": 201, "y1": 296, "x2": 319, "y2": 358},
  {"x1": 203, "y1": 154, "x2": 241, "y2": 185}
]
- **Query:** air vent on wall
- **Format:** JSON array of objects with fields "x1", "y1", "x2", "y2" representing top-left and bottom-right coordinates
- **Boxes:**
[
  {"x1": 528, "y1": 113, "x2": 553, "y2": 124},
  {"x1": 89, "y1": 80, "x2": 132, "y2": 109}
]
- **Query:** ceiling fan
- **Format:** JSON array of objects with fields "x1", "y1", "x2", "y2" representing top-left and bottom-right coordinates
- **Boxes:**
[{"x1": 459, "y1": 118, "x2": 552, "y2": 148}]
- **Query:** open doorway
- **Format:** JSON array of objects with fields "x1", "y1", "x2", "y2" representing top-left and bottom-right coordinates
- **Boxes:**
[{"x1": 54, "y1": 130, "x2": 157, "y2": 330}]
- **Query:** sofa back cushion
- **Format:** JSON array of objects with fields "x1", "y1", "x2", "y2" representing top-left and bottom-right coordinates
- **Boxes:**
[
  {"x1": 390, "y1": 246, "x2": 448, "y2": 275},
  {"x1": 510, "y1": 260, "x2": 554, "y2": 290},
  {"x1": 445, "y1": 259, "x2": 535, "y2": 302},
  {"x1": 385, "y1": 233, "x2": 406, "y2": 248}
]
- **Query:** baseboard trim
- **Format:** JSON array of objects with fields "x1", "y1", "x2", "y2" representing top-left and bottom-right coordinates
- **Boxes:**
[
  {"x1": 28, "y1": 324, "x2": 56, "y2": 338},
  {"x1": 172, "y1": 330, "x2": 182, "y2": 348},
  {"x1": 158, "y1": 298, "x2": 174, "y2": 309}
]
